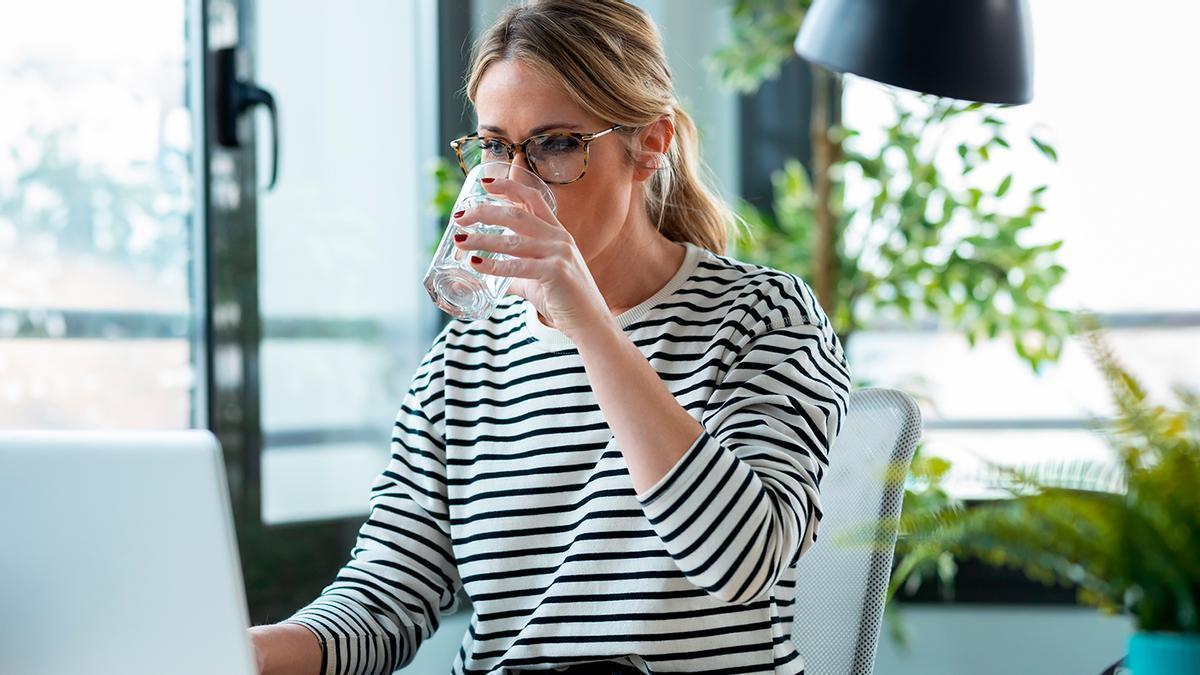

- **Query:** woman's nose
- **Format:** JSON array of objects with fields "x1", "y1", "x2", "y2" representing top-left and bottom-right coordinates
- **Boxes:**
[{"x1": 511, "y1": 150, "x2": 533, "y2": 175}]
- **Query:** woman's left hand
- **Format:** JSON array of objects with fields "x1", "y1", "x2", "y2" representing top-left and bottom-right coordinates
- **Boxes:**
[{"x1": 452, "y1": 176, "x2": 616, "y2": 340}]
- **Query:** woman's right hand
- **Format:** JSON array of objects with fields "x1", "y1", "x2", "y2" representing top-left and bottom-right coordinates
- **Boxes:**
[{"x1": 247, "y1": 623, "x2": 323, "y2": 675}]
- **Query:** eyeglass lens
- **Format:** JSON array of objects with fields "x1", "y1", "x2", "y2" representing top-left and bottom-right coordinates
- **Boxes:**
[{"x1": 460, "y1": 135, "x2": 587, "y2": 184}]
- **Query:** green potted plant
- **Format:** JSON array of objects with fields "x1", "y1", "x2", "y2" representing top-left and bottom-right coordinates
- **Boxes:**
[{"x1": 896, "y1": 327, "x2": 1200, "y2": 673}]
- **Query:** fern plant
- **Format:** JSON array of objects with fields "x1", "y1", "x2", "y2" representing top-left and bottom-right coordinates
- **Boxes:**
[{"x1": 893, "y1": 326, "x2": 1200, "y2": 633}]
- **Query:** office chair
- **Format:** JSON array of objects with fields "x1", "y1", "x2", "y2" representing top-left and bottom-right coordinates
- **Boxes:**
[{"x1": 790, "y1": 388, "x2": 923, "y2": 675}]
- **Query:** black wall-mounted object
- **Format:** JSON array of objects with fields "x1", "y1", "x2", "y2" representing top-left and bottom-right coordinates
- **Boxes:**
[
  {"x1": 212, "y1": 46, "x2": 281, "y2": 189},
  {"x1": 794, "y1": 0, "x2": 1034, "y2": 104}
]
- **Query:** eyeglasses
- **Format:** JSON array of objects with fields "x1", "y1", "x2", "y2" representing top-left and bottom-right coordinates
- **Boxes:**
[{"x1": 449, "y1": 124, "x2": 626, "y2": 185}]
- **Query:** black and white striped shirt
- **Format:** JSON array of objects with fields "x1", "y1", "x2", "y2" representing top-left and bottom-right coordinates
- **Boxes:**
[{"x1": 285, "y1": 241, "x2": 851, "y2": 675}]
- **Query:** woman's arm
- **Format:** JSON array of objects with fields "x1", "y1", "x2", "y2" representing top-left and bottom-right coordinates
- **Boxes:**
[
  {"x1": 248, "y1": 623, "x2": 322, "y2": 675},
  {"x1": 574, "y1": 326, "x2": 704, "y2": 495},
  {"x1": 575, "y1": 286, "x2": 850, "y2": 605}
]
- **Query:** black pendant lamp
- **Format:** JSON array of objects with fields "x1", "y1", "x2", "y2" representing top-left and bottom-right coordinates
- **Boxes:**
[{"x1": 794, "y1": 0, "x2": 1034, "y2": 104}]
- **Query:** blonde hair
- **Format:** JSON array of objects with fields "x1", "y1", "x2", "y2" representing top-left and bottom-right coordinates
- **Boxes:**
[{"x1": 464, "y1": 0, "x2": 737, "y2": 255}]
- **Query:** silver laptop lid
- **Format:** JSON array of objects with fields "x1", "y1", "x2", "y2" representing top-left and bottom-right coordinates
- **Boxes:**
[{"x1": 0, "y1": 430, "x2": 257, "y2": 675}]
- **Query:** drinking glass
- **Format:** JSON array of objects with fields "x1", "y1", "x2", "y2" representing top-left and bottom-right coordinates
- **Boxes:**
[{"x1": 422, "y1": 161, "x2": 557, "y2": 321}]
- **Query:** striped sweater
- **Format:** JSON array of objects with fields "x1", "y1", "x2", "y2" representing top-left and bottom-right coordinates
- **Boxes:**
[{"x1": 285, "y1": 240, "x2": 851, "y2": 675}]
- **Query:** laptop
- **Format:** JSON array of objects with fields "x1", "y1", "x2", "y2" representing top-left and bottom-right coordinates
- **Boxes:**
[{"x1": 0, "y1": 430, "x2": 258, "y2": 675}]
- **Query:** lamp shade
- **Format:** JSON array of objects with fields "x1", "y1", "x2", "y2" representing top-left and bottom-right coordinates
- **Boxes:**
[{"x1": 794, "y1": 0, "x2": 1034, "y2": 104}]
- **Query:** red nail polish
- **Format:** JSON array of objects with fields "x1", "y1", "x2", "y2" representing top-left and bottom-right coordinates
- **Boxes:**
[
  {"x1": 470, "y1": 255, "x2": 482, "y2": 264},
  {"x1": 453, "y1": 233, "x2": 467, "y2": 242},
  {"x1": 453, "y1": 209, "x2": 465, "y2": 218},
  {"x1": 480, "y1": 177, "x2": 495, "y2": 184}
]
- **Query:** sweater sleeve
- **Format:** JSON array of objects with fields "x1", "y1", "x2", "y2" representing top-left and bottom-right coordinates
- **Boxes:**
[
  {"x1": 282, "y1": 326, "x2": 463, "y2": 675},
  {"x1": 634, "y1": 313, "x2": 850, "y2": 605}
]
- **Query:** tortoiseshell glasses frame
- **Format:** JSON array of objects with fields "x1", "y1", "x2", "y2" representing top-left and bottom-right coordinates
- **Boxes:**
[{"x1": 448, "y1": 124, "x2": 627, "y2": 185}]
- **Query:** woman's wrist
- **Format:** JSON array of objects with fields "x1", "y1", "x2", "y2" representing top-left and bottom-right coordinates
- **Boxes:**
[{"x1": 247, "y1": 623, "x2": 322, "y2": 675}]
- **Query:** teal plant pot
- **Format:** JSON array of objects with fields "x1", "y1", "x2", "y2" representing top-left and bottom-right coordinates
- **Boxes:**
[{"x1": 1128, "y1": 632, "x2": 1200, "y2": 674}]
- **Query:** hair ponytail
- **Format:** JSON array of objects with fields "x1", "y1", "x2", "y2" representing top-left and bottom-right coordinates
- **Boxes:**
[{"x1": 645, "y1": 103, "x2": 737, "y2": 254}]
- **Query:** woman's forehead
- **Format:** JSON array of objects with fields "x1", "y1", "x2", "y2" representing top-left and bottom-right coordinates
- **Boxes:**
[{"x1": 474, "y1": 60, "x2": 601, "y2": 135}]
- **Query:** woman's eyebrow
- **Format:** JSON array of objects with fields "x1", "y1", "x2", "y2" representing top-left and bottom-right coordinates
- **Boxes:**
[{"x1": 478, "y1": 122, "x2": 582, "y2": 136}]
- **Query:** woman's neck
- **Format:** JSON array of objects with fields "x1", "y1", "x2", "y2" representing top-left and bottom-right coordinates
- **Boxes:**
[{"x1": 587, "y1": 223, "x2": 686, "y2": 317}]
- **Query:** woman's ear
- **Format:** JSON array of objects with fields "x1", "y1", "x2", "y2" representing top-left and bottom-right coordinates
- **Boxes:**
[{"x1": 632, "y1": 116, "x2": 674, "y2": 182}]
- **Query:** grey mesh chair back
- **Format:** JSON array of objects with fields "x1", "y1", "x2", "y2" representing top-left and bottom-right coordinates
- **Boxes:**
[{"x1": 790, "y1": 388, "x2": 922, "y2": 675}]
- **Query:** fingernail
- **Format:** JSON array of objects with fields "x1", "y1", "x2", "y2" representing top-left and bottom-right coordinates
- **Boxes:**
[
  {"x1": 470, "y1": 255, "x2": 482, "y2": 264},
  {"x1": 452, "y1": 210, "x2": 465, "y2": 218},
  {"x1": 453, "y1": 233, "x2": 467, "y2": 242},
  {"x1": 480, "y1": 177, "x2": 495, "y2": 184}
]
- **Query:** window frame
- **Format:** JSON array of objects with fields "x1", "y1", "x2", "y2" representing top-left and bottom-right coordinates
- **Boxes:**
[{"x1": 199, "y1": 0, "x2": 449, "y2": 623}]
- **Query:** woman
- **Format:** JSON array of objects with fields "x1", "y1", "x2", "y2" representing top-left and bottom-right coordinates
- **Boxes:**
[{"x1": 249, "y1": 1, "x2": 850, "y2": 673}]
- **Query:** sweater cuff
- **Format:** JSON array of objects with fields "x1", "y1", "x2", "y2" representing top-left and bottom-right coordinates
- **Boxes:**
[
  {"x1": 279, "y1": 615, "x2": 333, "y2": 675},
  {"x1": 635, "y1": 428, "x2": 727, "y2": 509},
  {"x1": 638, "y1": 425, "x2": 710, "y2": 504},
  {"x1": 634, "y1": 429, "x2": 788, "y2": 604}
]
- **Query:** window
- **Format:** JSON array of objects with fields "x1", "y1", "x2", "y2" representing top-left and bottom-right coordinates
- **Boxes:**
[
  {"x1": 0, "y1": 0, "x2": 203, "y2": 430},
  {"x1": 842, "y1": 0, "x2": 1200, "y2": 498},
  {"x1": 252, "y1": 0, "x2": 441, "y2": 524}
]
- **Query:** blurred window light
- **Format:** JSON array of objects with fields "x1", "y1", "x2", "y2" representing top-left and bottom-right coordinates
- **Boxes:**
[
  {"x1": 0, "y1": 1, "x2": 199, "y2": 430},
  {"x1": 253, "y1": 0, "x2": 438, "y2": 524}
]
